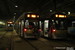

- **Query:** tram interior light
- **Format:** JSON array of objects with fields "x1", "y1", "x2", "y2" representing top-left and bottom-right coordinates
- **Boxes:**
[{"x1": 45, "y1": 20, "x2": 48, "y2": 22}]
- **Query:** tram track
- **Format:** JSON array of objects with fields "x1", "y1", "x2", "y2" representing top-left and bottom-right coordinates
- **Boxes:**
[
  {"x1": 37, "y1": 37, "x2": 75, "y2": 50},
  {"x1": 55, "y1": 39, "x2": 75, "y2": 47},
  {"x1": 25, "y1": 39, "x2": 39, "y2": 50},
  {"x1": 0, "y1": 31, "x2": 8, "y2": 38},
  {"x1": 24, "y1": 38, "x2": 62, "y2": 50},
  {"x1": 37, "y1": 38, "x2": 54, "y2": 47},
  {"x1": 10, "y1": 31, "x2": 14, "y2": 50},
  {"x1": 52, "y1": 40, "x2": 75, "y2": 50},
  {"x1": 0, "y1": 31, "x2": 14, "y2": 50},
  {"x1": 17, "y1": 36, "x2": 75, "y2": 50}
]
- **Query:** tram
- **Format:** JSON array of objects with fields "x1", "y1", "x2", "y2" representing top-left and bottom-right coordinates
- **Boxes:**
[
  {"x1": 14, "y1": 12, "x2": 40, "y2": 38},
  {"x1": 39, "y1": 13, "x2": 68, "y2": 39},
  {"x1": 67, "y1": 16, "x2": 75, "y2": 36},
  {"x1": 6, "y1": 21, "x2": 14, "y2": 31}
]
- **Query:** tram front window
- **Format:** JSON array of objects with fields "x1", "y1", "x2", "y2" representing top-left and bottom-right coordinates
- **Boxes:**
[
  {"x1": 25, "y1": 22, "x2": 34, "y2": 29},
  {"x1": 54, "y1": 20, "x2": 67, "y2": 30}
]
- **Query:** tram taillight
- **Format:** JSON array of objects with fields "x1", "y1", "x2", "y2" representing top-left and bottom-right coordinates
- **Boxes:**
[
  {"x1": 39, "y1": 29, "x2": 41, "y2": 31},
  {"x1": 24, "y1": 28, "x2": 27, "y2": 32},
  {"x1": 53, "y1": 29, "x2": 56, "y2": 32}
]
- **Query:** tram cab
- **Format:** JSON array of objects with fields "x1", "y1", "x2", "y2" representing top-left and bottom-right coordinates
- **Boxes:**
[
  {"x1": 6, "y1": 21, "x2": 14, "y2": 31},
  {"x1": 39, "y1": 13, "x2": 68, "y2": 39},
  {"x1": 15, "y1": 12, "x2": 40, "y2": 38}
]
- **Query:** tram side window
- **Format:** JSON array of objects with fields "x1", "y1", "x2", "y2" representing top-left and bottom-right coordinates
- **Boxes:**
[
  {"x1": 55, "y1": 20, "x2": 67, "y2": 29},
  {"x1": 72, "y1": 21, "x2": 75, "y2": 27}
]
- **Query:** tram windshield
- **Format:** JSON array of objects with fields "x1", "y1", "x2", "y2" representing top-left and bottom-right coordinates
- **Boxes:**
[
  {"x1": 53, "y1": 19, "x2": 67, "y2": 30},
  {"x1": 25, "y1": 22, "x2": 34, "y2": 29},
  {"x1": 25, "y1": 19, "x2": 39, "y2": 29}
]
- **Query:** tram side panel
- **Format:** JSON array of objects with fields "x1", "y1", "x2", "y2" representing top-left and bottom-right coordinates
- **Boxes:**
[
  {"x1": 68, "y1": 21, "x2": 75, "y2": 36},
  {"x1": 14, "y1": 22, "x2": 19, "y2": 33},
  {"x1": 39, "y1": 13, "x2": 68, "y2": 39}
]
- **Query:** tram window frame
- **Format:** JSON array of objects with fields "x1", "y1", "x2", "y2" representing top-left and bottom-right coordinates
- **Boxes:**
[
  {"x1": 53, "y1": 19, "x2": 67, "y2": 30},
  {"x1": 25, "y1": 20, "x2": 39, "y2": 29},
  {"x1": 72, "y1": 21, "x2": 75, "y2": 27}
]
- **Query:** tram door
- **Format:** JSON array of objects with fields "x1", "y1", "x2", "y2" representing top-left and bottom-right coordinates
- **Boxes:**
[
  {"x1": 44, "y1": 20, "x2": 49, "y2": 37},
  {"x1": 20, "y1": 20, "x2": 24, "y2": 37}
]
